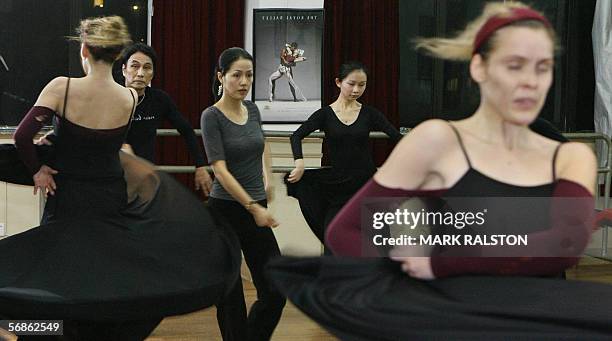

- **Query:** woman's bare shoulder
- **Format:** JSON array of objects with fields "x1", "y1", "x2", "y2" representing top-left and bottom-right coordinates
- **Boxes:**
[
  {"x1": 556, "y1": 142, "x2": 597, "y2": 194},
  {"x1": 375, "y1": 119, "x2": 459, "y2": 189}
]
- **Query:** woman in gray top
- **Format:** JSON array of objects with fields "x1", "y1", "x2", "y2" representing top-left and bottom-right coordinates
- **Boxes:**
[{"x1": 201, "y1": 47, "x2": 285, "y2": 341}]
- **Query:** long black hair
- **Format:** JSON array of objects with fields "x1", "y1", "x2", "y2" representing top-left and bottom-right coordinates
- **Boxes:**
[{"x1": 212, "y1": 47, "x2": 254, "y2": 101}]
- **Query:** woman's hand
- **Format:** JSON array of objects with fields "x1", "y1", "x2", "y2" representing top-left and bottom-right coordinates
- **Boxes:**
[
  {"x1": 287, "y1": 167, "x2": 304, "y2": 183},
  {"x1": 287, "y1": 159, "x2": 305, "y2": 183},
  {"x1": 35, "y1": 130, "x2": 55, "y2": 145},
  {"x1": 389, "y1": 255, "x2": 435, "y2": 280},
  {"x1": 121, "y1": 143, "x2": 134, "y2": 155},
  {"x1": 33, "y1": 165, "x2": 58, "y2": 197},
  {"x1": 195, "y1": 166, "x2": 213, "y2": 196},
  {"x1": 250, "y1": 204, "x2": 279, "y2": 228}
]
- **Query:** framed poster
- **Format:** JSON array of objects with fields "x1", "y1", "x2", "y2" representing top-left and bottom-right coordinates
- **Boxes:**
[{"x1": 252, "y1": 9, "x2": 324, "y2": 123}]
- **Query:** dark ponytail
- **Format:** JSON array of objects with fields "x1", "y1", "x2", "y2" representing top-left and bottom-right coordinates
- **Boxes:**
[{"x1": 212, "y1": 47, "x2": 254, "y2": 101}]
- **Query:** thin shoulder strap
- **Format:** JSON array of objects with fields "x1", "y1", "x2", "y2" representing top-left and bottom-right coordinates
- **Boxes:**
[
  {"x1": 62, "y1": 77, "x2": 71, "y2": 117},
  {"x1": 125, "y1": 88, "x2": 137, "y2": 128},
  {"x1": 447, "y1": 122, "x2": 473, "y2": 168},
  {"x1": 551, "y1": 143, "x2": 563, "y2": 182},
  {"x1": 129, "y1": 88, "x2": 137, "y2": 119},
  {"x1": 120, "y1": 89, "x2": 137, "y2": 142}
]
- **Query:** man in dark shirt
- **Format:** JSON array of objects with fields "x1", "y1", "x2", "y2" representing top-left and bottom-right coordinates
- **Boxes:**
[{"x1": 120, "y1": 43, "x2": 212, "y2": 195}]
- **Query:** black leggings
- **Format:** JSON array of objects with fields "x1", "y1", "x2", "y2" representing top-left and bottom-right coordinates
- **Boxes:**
[{"x1": 209, "y1": 198, "x2": 286, "y2": 341}]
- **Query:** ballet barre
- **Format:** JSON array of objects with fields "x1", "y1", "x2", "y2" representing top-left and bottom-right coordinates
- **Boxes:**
[
  {"x1": 156, "y1": 165, "x2": 304, "y2": 174},
  {"x1": 155, "y1": 128, "x2": 612, "y2": 259},
  {"x1": 155, "y1": 128, "x2": 403, "y2": 139}
]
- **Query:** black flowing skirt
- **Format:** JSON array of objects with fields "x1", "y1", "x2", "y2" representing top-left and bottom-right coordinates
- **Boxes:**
[
  {"x1": 0, "y1": 144, "x2": 241, "y2": 321},
  {"x1": 284, "y1": 168, "x2": 372, "y2": 244},
  {"x1": 267, "y1": 257, "x2": 612, "y2": 340}
]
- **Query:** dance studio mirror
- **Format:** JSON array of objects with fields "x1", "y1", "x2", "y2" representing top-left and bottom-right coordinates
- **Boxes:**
[{"x1": 0, "y1": 0, "x2": 148, "y2": 126}]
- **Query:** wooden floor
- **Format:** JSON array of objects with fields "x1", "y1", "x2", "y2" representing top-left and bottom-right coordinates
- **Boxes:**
[
  {"x1": 1, "y1": 257, "x2": 612, "y2": 341},
  {"x1": 146, "y1": 284, "x2": 337, "y2": 341}
]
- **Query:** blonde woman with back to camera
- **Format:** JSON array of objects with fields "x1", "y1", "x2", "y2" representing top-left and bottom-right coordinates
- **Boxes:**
[{"x1": 1, "y1": 16, "x2": 243, "y2": 340}]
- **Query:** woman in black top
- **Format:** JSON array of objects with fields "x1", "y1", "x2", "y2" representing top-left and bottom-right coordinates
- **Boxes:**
[
  {"x1": 287, "y1": 61, "x2": 402, "y2": 245},
  {"x1": 268, "y1": 3, "x2": 607, "y2": 340}
]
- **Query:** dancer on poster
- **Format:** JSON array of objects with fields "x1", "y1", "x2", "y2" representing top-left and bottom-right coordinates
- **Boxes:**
[{"x1": 268, "y1": 42, "x2": 307, "y2": 102}]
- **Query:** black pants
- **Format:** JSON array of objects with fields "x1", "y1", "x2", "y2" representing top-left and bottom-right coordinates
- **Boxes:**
[{"x1": 209, "y1": 198, "x2": 286, "y2": 341}]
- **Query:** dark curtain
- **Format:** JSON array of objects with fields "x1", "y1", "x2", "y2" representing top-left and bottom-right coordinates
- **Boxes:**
[
  {"x1": 323, "y1": 0, "x2": 400, "y2": 166},
  {"x1": 323, "y1": 0, "x2": 399, "y2": 165},
  {"x1": 151, "y1": 0, "x2": 244, "y2": 189}
]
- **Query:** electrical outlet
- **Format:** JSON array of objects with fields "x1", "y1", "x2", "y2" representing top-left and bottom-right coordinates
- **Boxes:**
[{"x1": 0, "y1": 223, "x2": 4, "y2": 236}]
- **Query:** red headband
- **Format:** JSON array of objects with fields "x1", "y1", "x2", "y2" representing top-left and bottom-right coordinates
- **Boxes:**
[{"x1": 472, "y1": 8, "x2": 552, "y2": 55}]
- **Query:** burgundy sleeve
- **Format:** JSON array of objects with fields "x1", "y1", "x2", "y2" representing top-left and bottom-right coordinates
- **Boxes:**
[
  {"x1": 431, "y1": 180, "x2": 594, "y2": 278},
  {"x1": 13, "y1": 106, "x2": 54, "y2": 175},
  {"x1": 326, "y1": 179, "x2": 444, "y2": 256}
]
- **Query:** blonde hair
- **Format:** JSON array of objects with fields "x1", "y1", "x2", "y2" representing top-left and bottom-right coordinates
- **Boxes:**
[
  {"x1": 414, "y1": 2, "x2": 555, "y2": 61},
  {"x1": 70, "y1": 16, "x2": 132, "y2": 63}
]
